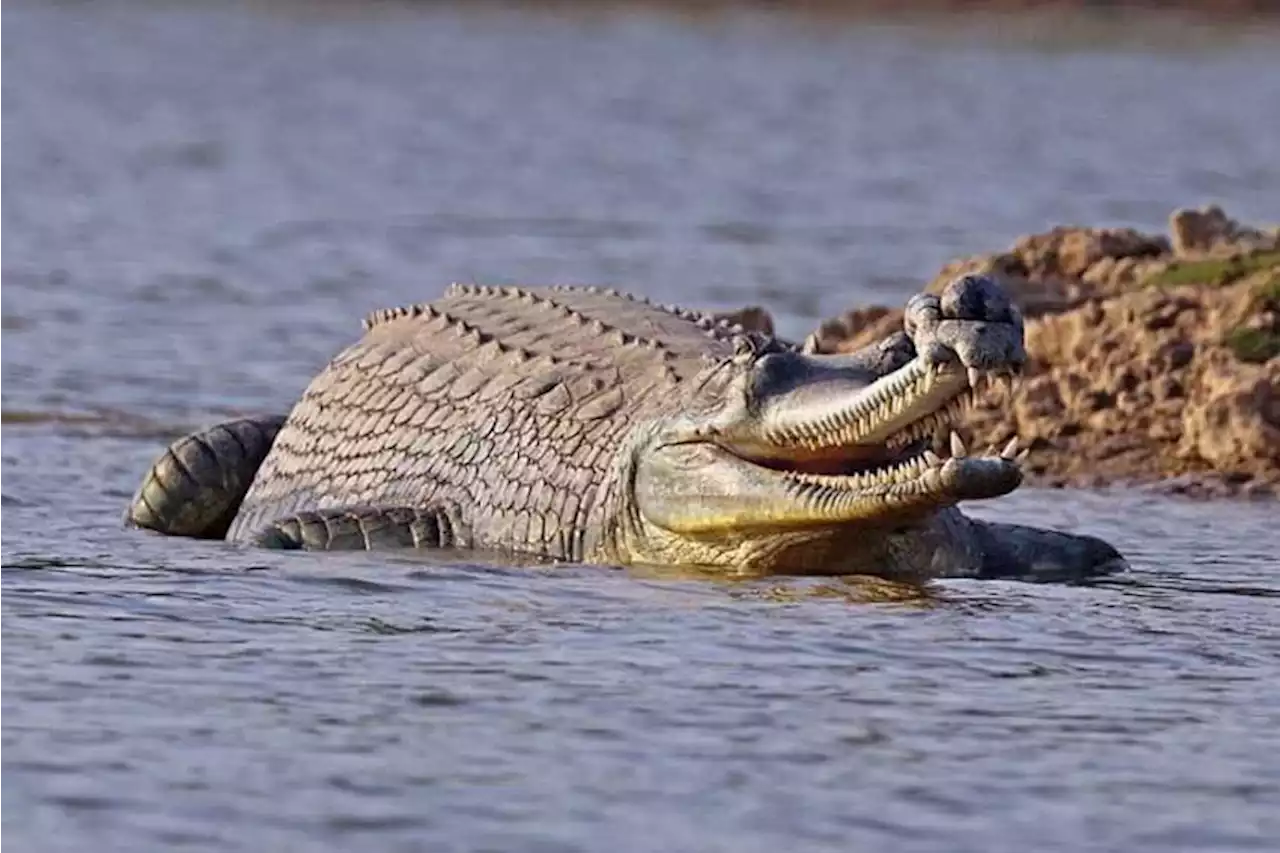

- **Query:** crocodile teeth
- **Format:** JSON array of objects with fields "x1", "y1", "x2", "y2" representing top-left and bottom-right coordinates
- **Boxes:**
[
  {"x1": 950, "y1": 431, "x2": 967, "y2": 458},
  {"x1": 1000, "y1": 436, "x2": 1020, "y2": 460},
  {"x1": 924, "y1": 449, "x2": 942, "y2": 466},
  {"x1": 967, "y1": 366, "x2": 982, "y2": 390}
]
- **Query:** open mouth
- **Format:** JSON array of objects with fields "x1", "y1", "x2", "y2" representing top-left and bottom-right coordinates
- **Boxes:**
[
  {"x1": 721, "y1": 363, "x2": 1024, "y2": 490},
  {"x1": 637, "y1": 358, "x2": 1028, "y2": 536}
]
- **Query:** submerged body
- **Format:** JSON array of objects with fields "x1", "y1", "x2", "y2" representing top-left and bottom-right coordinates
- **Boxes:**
[{"x1": 127, "y1": 276, "x2": 1125, "y2": 582}]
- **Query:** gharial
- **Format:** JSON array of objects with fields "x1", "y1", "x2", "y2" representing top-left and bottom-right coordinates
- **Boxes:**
[{"x1": 125, "y1": 274, "x2": 1127, "y2": 582}]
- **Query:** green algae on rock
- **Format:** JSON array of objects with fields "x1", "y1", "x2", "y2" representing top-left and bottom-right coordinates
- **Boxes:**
[
  {"x1": 1147, "y1": 249, "x2": 1280, "y2": 290},
  {"x1": 1224, "y1": 327, "x2": 1280, "y2": 364}
]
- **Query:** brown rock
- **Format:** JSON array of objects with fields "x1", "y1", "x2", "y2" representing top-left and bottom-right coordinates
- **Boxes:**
[
  {"x1": 714, "y1": 305, "x2": 775, "y2": 337},
  {"x1": 800, "y1": 205, "x2": 1280, "y2": 497},
  {"x1": 1153, "y1": 340, "x2": 1196, "y2": 372},
  {"x1": 1181, "y1": 363, "x2": 1280, "y2": 469},
  {"x1": 1170, "y1": 205, "x2": 1280, "y2": 258},
  {"x1": 803, "y1": 305, "x2": 903, "y2": 355},
  {"x1": 924, "y1": 224, "x2": 1170, "y2": 316}
]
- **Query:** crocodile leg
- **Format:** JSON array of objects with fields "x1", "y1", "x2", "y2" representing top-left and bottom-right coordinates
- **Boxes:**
[
  {"x1": 970, "y1": 519, "x2": 1128, "y2": 582},
  {"x1": 126, "y1": 415, "x2": 287, "y2": 539},
  {"x1": 251, "y1": 504, "x2": 468, "y2": 551}
]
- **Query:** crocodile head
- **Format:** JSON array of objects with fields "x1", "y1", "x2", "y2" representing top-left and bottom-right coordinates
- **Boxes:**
[
  {"x1": 626, "y1": 352, "x2": 1019, "y2": 575},
  {"x1": 619, "y1": 275, "x2": 1119, "y2": 579}
]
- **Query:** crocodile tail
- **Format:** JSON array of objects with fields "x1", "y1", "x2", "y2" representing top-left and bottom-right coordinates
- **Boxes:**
[{"x1": 125, "y1": 415, "x2": 287, "y2": 540}]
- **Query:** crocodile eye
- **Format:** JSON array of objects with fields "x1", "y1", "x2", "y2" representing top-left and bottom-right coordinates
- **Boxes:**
[{"x1": 751, "y1": 351, "x2": 809, "y2": 396}]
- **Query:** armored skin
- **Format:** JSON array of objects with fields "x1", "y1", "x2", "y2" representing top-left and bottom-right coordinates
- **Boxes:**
[{"x1": 126, "y1": 276, "x2": 1126, "y2": 582}]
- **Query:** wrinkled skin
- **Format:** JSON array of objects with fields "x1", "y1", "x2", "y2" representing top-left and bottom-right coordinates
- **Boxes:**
[{"x1": 126, "y1": 275, "x2": 1127, "y2": 583}]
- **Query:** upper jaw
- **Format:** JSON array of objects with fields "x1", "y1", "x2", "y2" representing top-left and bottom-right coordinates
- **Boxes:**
[
  {"x1": 718, "y1": 353, "x2": 1025, "y2": 484},
  {"x1": 750, "y1": 355, "x2": 1016, "y2": 453}
]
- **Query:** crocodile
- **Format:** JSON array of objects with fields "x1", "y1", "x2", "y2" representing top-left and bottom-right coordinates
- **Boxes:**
[{"x1": 125, "y1": 275, "x2": 1127, "y2": 582}]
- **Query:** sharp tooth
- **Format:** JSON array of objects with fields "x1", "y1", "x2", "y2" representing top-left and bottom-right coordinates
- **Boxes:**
[
  {"x1": 967, "y1": 366, "x2": 981, "y2": 390},
  {"x1": 924, "y1": 449, "x2": 942, "y2": 466},
  {"x1": 950, "y1": 431, "x2": 967, "y2": 458},
  {"x1": 1015, "y1": 448, "x2": 1031, "y2": 465},
  {"x1": 1001, "y1": 436, "x2": 1020, "y2": 460}
]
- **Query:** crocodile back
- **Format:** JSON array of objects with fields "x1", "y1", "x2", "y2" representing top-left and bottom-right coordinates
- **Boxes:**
[{"x1": 227, "y1": 285, "x2": 774, "y2": 558}]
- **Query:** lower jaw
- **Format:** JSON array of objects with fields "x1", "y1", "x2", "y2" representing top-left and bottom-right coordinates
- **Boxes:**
[
  {"x1": 744, "y1": 445, "x2": 1025, "y2": 517},
  {"x1": 732, "y1": 439, "x2": 930, "y2": 479},
  {"x1": 730, "y1": 414, "x2": 1021, "y2": 490}
]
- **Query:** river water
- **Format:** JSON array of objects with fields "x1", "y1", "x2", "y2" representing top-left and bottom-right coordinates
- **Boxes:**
[{"x1": 3, "y1": 2, "x2": 1279, "y2": 851}]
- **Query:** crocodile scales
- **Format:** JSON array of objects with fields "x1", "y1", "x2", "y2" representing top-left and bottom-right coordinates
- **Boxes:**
[{"x1": 126, "y1": 276, "x2": 1127, "y2": 581}]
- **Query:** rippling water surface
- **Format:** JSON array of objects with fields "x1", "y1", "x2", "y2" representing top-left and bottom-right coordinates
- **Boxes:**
[{"x1": 4, "y1": 2, "x2": 1280, "y2": 851}]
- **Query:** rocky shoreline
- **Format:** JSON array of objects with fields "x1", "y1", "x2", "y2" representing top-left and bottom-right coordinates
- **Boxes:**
[{"x1": 802, "y1": 207, "x2": 1280, "y2": 497}]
